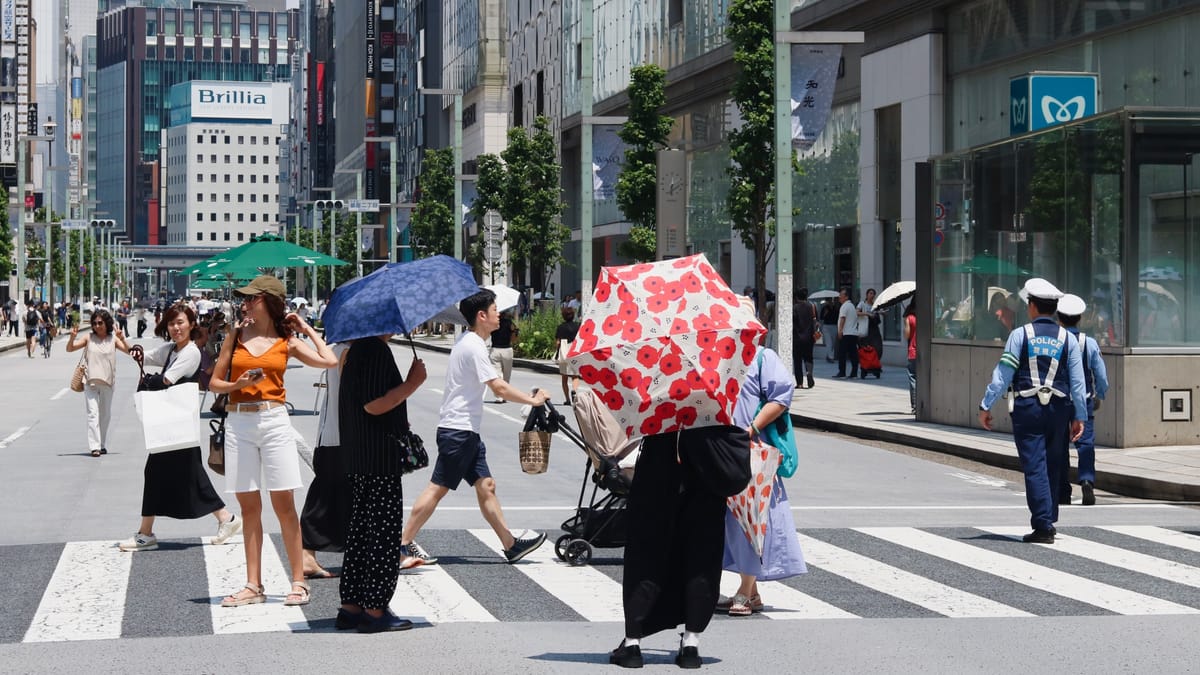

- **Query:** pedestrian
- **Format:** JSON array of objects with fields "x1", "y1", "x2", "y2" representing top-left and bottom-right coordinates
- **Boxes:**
[
  {"x1": 64, "y1": 309, "x2": 133, "y2": 457},
  {"x1": 903, "y1": 303, "x2": 918, "y2": 414},
  {"x1": 1056, "y1": 294, "x2": 1109, "y2": 506},
  {"x1": 717, "y1": 325, "x2": 806, "y2": 617},
  {"x1": 118, "y1": 303, "x2": 242, "y2": 552},
  {"x1": 56, "y1": 302, "x2": 68, "y2": 329},
  {"x1": 5, "y1": 301, "x2": 17, "y2": 336},
  {"x1": 116, "y1": 301, "x2": 131, "y2": 333},
  {"x1": 857, "y1": 288, "x2": 883, "y2": 378},
  {"x1": 554, "y1": 306, "x2": 581, "y2": 405},
  {"x1": 23, "y1": 303, "x2": 39, "y2": 358},
  {"x1": 792, "y1": 287, "x2": 817, "y2": 389},
  {"x1": 819, "y1": 298, "x2": 839, "y2": 363},
  {"x1": 834, "y1": 287, "x2": 860, "y2": 378},
  {"x1": 300, "y1": 342, "x2": 351, "y2": 580},
  {"x1": 334, "y1": 334, "x2": 427, "y2": 632},
  {"x1": 135, "y1": 304, "x2": 148, "y2": 338},
  {"x1": 978, "y1": 278, "x2": 1086, "y2": 543},
  {"x1": 565, "y1": 290, "x2": 582, "y2": 312},
  {"x1": 488, "y1": 310, "x2": 518, "y2": 402},
  {"x1": 209, "y1": 275, "x2": 338, "y2": 608},
  {"x1": 398, "y1": 289, "x2": 551, "y2": 568}
]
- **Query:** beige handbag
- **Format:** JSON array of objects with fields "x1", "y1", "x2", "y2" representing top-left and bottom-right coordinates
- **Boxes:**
[
  {"x1": 70, "y1": 352, "x2": 87, "y2": 392},
  {"x1": 519, "y1": 430, "x2": 551, "y2": 474}
]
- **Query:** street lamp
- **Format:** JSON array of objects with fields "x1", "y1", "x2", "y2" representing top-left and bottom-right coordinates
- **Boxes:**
[
  {"x1": 14, "y1": 131, "x2": 55, "y2": 308},
  {"x1": 419, "y1": 88, "x2": 464, "y2": 262},
  {"x1": 364, "y1": 136, "x2": 399, "y2": 264},
  {"x1": 334, "y1": 167, "x2": 360, "y2": 283},
  {"x1": 42, "y1": 116, "x2": 60, "y2": 304}
]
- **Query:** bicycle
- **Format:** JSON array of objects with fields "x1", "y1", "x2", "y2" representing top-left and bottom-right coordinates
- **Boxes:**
[{"x1": 39, "y1": 326, "x2": 52, "y2": 358}]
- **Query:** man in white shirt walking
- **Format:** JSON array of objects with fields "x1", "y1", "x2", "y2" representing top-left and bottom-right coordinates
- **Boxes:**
[
  {"x1": 399, "y1": 289, "x2": 552, "y2": 566},
  {"x1": 834, "y1": 287, "x2": 860, "y2": 378}
]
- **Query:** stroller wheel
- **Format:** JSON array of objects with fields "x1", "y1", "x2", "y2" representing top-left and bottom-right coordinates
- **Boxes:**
[
  {"x1": 554, "y1": 534, "x2": 573, "y2": 562},
  {"x1": 565, "y1": 539, "x2": 593, "y2": 567}
]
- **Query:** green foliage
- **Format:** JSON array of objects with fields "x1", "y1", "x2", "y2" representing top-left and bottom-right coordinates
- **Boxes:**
[
  {"x1": 616, "y1": 64, "x2": 673, "y2": 262},
  {"x1": 410, "y1": 148, "x2": 456, "y2": 258},
  {"x1": 0, "y1": 187, "x2": 11, "y2": 278},
  {"x1": 513, "y1": 308, "x2": 562, "y2": 359},
  {"x1": 727, "y1": 0, "x2": 777, "y2": 313},
  {"x1": 283, "y1": 211, "x2": 358, "y2": 298},
  {"x1": 494, "y1": 116, "x2": 568, "y2": 291}
]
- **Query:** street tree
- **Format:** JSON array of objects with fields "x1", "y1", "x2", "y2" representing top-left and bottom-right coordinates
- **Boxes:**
[
  {"x1": 616, "y1": 64, "x2": 673, "y2": 262},
  {"x1": 499, "y1": 116, "x2": 567, "y2": 292},
  {"x1": 0, "y1": 187, "x2": 11, "y2": 279},
  {"x1": 727, "y1": 0, "x2": 776, "y2": 314},
  {"x1": 471, "y1": 153, "x2": 507, "y2": 280},
  {"x1": 409, "y1": 147, "x2": 456, "y2": 258}
]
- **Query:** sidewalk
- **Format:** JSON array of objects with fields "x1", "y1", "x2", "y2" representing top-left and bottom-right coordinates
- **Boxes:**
[{"x1": 406, "y1": 335, "x2": 1200, "y2": 502}]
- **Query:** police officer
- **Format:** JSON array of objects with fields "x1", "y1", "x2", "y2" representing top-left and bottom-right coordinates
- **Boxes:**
[
  {"x1": 978, "y1": 279, "x2": 1086, "y2": 543},
  {"x1": 1056, "y1": 293, "x2": 1109, "y2": 506}
]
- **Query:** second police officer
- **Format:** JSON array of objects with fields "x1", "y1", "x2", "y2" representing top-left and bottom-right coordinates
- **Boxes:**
[
  {"x1": 1056, "y1": 293, "x2": 1109, "y2": 506},
  {"x1": 977, "y1": 279, "x2": 1087, "y2": 543}
]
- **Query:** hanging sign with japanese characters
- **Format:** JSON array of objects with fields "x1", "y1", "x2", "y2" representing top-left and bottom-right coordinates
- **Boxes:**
[{"x1": 790, "y1": 45, "x2": 842, "y2": 151}]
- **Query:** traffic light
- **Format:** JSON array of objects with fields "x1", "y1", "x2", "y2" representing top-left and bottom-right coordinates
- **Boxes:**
[
  {"x1": 89, "y1": 219, "x2": 117, "y2": 228},
  {"x1": 314, "y1": 199, "x2": 344, "y2": 210}
]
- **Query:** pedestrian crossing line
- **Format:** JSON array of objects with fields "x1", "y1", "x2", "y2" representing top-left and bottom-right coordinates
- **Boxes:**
[
  {"x1": 717, "y1": 571, "x2": 857, "y2": 620},
  {"x1": 796, "y1": 533, "x2": 1032, "y2": 618},
  {"x1": 203, "y1": 536, "x2": 308, "y2": 634},
  {"x1": 468, "y1": 529, "x2": 624, "y2": 622},
  {"x1": 24, "y1": 541, "x2": 132, "y2": 643},
  {"x1": 1100, "y1": 526, "x2": 1200, "y2": 554},
  {"x1": 982, "y1": 526, "x2": 1200, "y2": 590},
  {"x1": 389, "y1": 564, "x2": 497, "y2": 624},
  {"x1": 857, "y1": 527, "x2": 1200, "y2": 616}
]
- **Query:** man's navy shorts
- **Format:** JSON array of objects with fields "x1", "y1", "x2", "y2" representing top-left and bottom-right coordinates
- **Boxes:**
[{"x1": 431, "y1": 427, "x2": 492, "y2": 490}]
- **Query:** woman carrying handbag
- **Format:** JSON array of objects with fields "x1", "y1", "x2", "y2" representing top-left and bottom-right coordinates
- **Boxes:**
[
  {"x1": 64, "y1": 309, "x2": 132, "y2": 457},
  {"x1": 119, "y1": 303, "x2": 242, "y2": 552}
]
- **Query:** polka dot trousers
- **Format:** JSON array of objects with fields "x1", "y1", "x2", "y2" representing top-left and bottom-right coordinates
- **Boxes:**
[{"x1": 339, "y1": 474, "x2": 404, "y2": 610}]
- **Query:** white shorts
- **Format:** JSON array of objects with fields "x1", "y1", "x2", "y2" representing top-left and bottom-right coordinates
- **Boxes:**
[{"x1": 225, "y1": 405, "x2": 303, "y2": 493}]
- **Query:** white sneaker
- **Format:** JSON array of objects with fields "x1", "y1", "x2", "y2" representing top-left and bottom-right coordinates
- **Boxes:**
[
  {"x1": 119, "y1": 533, "x2": 158, "y2": 552},
  {"x1": 212, "y1": 514, "x2": 242, "y2": 545}
]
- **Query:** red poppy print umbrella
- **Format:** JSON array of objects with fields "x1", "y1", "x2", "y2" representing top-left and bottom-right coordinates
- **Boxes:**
[
  {"x1": 565, "y1": 253, "x2": 766, "y2": 438},
  {"x1": 729, "y1": 440, "x2": 781, "y2": 556}
]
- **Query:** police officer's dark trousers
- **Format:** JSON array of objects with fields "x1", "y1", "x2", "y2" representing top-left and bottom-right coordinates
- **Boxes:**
[
  {"x1": 1011, "y1": 396, "x2": 1072, "y2": 531},
  {"x1": 1059, "y1": 398, "x2": 1096, "y2": 495}
]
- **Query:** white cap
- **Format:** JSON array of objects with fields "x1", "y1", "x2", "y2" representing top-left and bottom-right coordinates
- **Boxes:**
[
  {"x1": 1057, "y1": 293, "x2": 1086, "y2": 316},
  {"x1": 1018, "y1": 278, "x2": 1063, "y2": 302}
]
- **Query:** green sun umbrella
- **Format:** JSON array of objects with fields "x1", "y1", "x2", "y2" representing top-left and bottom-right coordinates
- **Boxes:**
[{"x1": 184, "y1": 234, "x2": 348, "y2": 277}]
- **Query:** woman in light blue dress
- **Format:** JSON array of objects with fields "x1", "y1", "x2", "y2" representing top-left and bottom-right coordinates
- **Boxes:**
[{"x1": 719, "y1": 343, "x2": 807, "y2": 616}]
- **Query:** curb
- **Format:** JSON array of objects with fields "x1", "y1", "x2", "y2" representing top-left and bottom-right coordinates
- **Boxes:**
[{"x1": 401, "y1": 337, "x2": 561, "y2": 375}]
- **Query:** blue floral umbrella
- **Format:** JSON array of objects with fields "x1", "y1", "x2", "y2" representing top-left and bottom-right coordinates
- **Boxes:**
[{"x1": 321, "y1": 255, "x2": 481, "y2": 353}]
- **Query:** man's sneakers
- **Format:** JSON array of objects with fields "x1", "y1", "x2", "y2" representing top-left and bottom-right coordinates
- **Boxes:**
[
  {"x1": 504, "y1": 530, "x2": 547, "y2": 563},
  {"x1": 213, "y1": 514, "x2": 243, "y2": 545},
  {"x1": 400, "y1": 541, "x2": 438, "y2": 570},
  {"x1": 119, "y1": 533, "x2": 159, "y2": 552}
]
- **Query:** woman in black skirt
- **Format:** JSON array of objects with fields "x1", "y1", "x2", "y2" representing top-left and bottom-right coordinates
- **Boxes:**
[
  {"x1": 300, "y1": 341, "x2": 351, "y2": 579},
  {"x1": 120, "y1": 303, "x2": 242, "y2": 552}
]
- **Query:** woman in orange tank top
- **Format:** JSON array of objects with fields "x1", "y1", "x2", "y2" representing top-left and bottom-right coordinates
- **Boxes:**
[{"x1": 209, "y1": 275, "x2": 338, "y2": 608}]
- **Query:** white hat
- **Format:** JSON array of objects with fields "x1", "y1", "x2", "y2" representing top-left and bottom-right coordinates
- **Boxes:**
[
  {"x1": 1018, "y1": 278, "x2": 1063, "y2": 302},
  {"x1": 1057, "y1": 293, "x2": 1086, "y2": 316}
]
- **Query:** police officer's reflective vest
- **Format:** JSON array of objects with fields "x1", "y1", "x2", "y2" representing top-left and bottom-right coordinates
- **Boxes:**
[
  {"x1": 1070, "y1": 329, "x2": 1095, "y2": 399},
  {"x1": 1014, "y1": 320, "x2": 1071, "y2": 405}
]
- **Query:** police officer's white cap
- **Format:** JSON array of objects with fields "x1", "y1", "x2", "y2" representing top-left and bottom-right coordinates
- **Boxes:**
[
  {"x1": 1057, "y1": 293, "x2": 1086, "y2": 316},
  {"x1": 1018, "y1": 278, "x2": 1063, "y2": 302}
]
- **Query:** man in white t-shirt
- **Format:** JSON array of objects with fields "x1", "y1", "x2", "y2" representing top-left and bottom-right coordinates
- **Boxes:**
[
  {"x1": 399, "y1": 289, "x2": 551, "y2": 566},
  {"x1": 835, "y1": 287, "x2": 860, "y2": 378}
]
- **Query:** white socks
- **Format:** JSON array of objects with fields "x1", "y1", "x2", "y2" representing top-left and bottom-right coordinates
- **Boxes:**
[
  {"x1": 682, "y1": 631, "x2": 700, "y2": 648},
  {"x1": 622, "y1": 638, "x2": 640, "y2": 648}
]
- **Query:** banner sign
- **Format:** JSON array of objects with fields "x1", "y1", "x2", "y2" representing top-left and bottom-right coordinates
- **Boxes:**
[
  {"x1": 1010, "y1": 72, "x2": 1098, "y2": 135},
  {"x1": 591, "y1": 125, "x2": 625, "y2": 201},
  {"x1": 365, "y1": 0, "x2": 377, "y2": 78},
  {"x1": 789, "y1": 45, "x2": 843, "y2": 151},
  {"x1": 0, "y1": 103, "x2": 14, "y2": 163},
  {"x1": 1, "y1": 0, "x2": 14, "y2": 42}
]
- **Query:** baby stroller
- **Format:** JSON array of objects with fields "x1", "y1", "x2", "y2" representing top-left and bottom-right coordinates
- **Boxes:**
[{"x1": 538, "y1": 388, "x2": 641, "y2": 566}]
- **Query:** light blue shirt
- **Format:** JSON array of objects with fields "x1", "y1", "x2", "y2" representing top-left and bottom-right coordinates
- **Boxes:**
[
  {"x1": 1068, "y1": 328, "x2": 1109, "y2": 401},
  {"x1": 980, "y1": 317, "x2": 1088, "y2": 420}
]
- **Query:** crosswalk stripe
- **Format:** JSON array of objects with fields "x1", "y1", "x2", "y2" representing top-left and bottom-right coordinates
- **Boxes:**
[
  {"x1": 24, "y1": 541, "x2": 132, "y2": 642},
  {"x1": 797, "y1": 533, "x2": 1032, "y2": 618},
  {"x1": 858, "y1": 527, "x2": 1200, "y2": 616},
  {"x1": 717, "y1": 570, "x2": 857, "y2": 620},
  {"x1": 203, "y1": 537, "x2": 309, "y2": 634},
  {"x1": 389, "y1": 565, "x2": 497, "y2": 624},
  {"x1": 1100, "y1": 526, "x2": 1200, "y2": 554},
  {"x1": 468, "y1": 529, "x2": 624, "y2": 622},
  {"x1": 982, "y1": 526, "x2": 1200, "y2": 590}
]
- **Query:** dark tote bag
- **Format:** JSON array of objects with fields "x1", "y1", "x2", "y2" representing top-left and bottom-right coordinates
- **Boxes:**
[{"x1": 679, "y1": 425, "x2": 752, "y2": 497}]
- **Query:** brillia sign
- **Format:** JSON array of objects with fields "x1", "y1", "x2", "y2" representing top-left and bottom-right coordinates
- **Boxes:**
[{"x1": 198, "y1": 88, "x2": 268, "y2": 105}]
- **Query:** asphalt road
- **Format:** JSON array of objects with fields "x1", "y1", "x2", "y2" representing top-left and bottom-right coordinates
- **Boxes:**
[{"x1": 1, "y1": 336, "x2": 1199, "y2": 673}]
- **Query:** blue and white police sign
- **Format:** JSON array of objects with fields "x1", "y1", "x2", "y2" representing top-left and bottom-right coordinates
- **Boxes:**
[{"x1": 1010, "y1": 72, "x2": 1098, "y2": 135}]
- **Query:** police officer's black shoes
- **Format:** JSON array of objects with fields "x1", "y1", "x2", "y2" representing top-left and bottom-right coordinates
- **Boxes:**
[
  {"x1": 1081, "y1": 481, "x2": 1096, "y2": 506},
  {"x1": 609, "y1": 641, "x2": 643, "y2": 668},
  {"x1": 1059, "y1": 490, "x2": 1072, "y2": 505},
  {"x1": 1022, "y1": 528, "x2": 1056, "y2": 544}
]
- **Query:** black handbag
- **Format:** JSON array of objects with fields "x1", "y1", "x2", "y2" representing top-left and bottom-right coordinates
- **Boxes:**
[
  {"x1": 680, "y1": 425, "x2": 752, "y2": 497},
  {"x1": 390, "y1": 429, "x2": 428, "y2": 475},
  {"x1": 208, "y1": 418, "x2": 226, "y2": 475}
]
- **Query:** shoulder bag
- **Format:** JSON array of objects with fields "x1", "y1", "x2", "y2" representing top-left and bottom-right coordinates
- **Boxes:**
[
  {"x1": 389, "y1": 429, "x2": 429, "y2": 475},
  {"x1": 680, "y1": 425, "x2": 752, "y2": 497},
  {"x1": 810, "y1": 303, "x2": 822, "y2": 342},
  {"x1": 755, "y1": 352, "x2": 799, "y2": 478},
  {"x1": 208, "y1": 419, "x2": 226, "y2": 475},
  {"x1": 209, "y1": 326, "x2": 240, "y2": 417},
  {"x1": 70, "y1": 344, "x2": 88, "y2": 392}
]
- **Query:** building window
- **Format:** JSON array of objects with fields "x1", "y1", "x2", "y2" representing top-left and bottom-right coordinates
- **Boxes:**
[
  {"x1": 238, "y1": 155, "x2": 245, "y2": 164},
  {"x1": 237, "y1": 213, "x2": 244, "y2": 222},
  {"x1": 196, "y1": 232, "x2": 203, "y2": 240},
  {"x1": 225, "y1": 155, "x2": 231, "y2": 163},
  {"x1": 197, "y1": 174, "x2": 203, "y2": 182},
  {"x1": 222, "y1": 47, "x2": 232, "y2": 62},
  {"x1": 210, "y1": 135, "x2": 217, "y2": 144},
  {"x1": 238, "y1": 232, "x2": 245, "y2": 241},
  {"x1": 250, "y1": 194, "x2": 257, "y2": 203},
  {"x1": 184, "y1": 47, "x2": 194, "y2": 61},
  {"x1": 224, "y1": 194, "x2": 231, "y2": 202},
  {"x1": 197, "y1": 193, "x2": 203, "y2": 202},
  {"x1": 224, "y1": 136, "x2": 230, "y2": 144},
  {"x1": 237, "y1": 135, "x2": 244, "y2": 144},
  {"x1": 513, "y1": 84, "x2": 524, "y2": 127},
  {"x1": 238, "y1": 174, "x2": 244, "y2": 183},
  {"x1": 165, "y1": 46, "x2": 176, "y2": 60},
  {"x1": 196, "y1": 154, "x2": 203, "y2": 163},
  {"x1": 251, "y1": 214, "x2": 257, "y2": 222},
  {"x1": 210, "y1": 232, "x2": 217, "y2": 241},
  {"x1": 225, "y1": 175, "x2": 231, "y2": 183},
  {"x1": 250, "y1": 137, "x2": 257, "y2": 145},
  {"x1": 146, "y1": 20, "x2": 157, "y2": 37},
  {"x1": 536, "y1": 71, "x2": 545, "y2": 117},
  {"x1": 196, "y1": 213, "x2": 203, "y2": 222},
  {"x1": 237, "y1": 194, "x2": 244, "y2": 202},
  {"x1": 224, "y1": 213, "x2": 230, "y2": 222},
  {"x1": 250, "y1": 175, "x2": 256, "y2": 184},
  {"x1": 263, "y1": 136, "x2": 269, "y2": 145},
  {"x1": 210, "y1": 155, "x2": 216, "y2": 162},
  {"x1": 203, "y1": 47, "x2": 213, "y2": 61},
  {"x1": 669, "y1": 0, "x2": 683, "y2": 26},
  {"x1": 196, "y1": 134, "x2": 202, "y2": 144},
  {"x1": 211, "y1": 193, "x2": 217, "y2": 201},
  {"x1": 211, "y1": 174, "x2": 217, "y2": 182},
  {"x1": 210, "y1": 213, "x2": 217, "y2": 221},
  {"x1": 146, "y1": 46, "x2": 157, "y2": 60},
  {"x1": 224, "y1": 232, "x2": 231, "y2": 240},
  {"x1": 249, "y1": 155, "x2": 255, "y2": 164}
]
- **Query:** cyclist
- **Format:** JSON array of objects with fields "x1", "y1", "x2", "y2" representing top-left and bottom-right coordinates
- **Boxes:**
[{"x1": 37, "y1": 301, "x2": 54, "y2": 358}]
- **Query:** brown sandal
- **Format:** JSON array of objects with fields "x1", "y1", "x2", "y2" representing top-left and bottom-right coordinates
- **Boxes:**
[
  {"x1": 221, "y1": 583, "x2": 266, "y2": 607},
  {"x1": 284, "y1": 581, "x2": 310, "y2": 606}
]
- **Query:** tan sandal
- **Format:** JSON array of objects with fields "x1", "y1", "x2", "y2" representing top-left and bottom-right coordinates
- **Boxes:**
[
  {"x1": 221, "y1": 583, "x2": 266, "y2": 607},
  {"x1": 283, "y1": 581, "x2": 310, "y2": 606}
]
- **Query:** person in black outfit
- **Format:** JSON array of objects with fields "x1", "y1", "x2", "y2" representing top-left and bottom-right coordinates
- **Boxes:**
[
  {"x1": 335, "y1": 335, "x2": 427, "y2": 633},
  {"x1": 818, "y1": 299, "x2": 839, "y2": 363},
  {"x1": 488, "y1": 311, "x2": 518, "y2": 402},
  {"x1": 554, "y1": 306, "x2": 580, "y2": 404},
  {"x1": 793, "y1": 287, "x2": 817, "y2": 389}
]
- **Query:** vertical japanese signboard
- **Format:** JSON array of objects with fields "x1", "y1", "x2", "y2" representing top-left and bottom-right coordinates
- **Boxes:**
[{"x1": 790, "y1": 45, "x2": 842, "y2": 151}]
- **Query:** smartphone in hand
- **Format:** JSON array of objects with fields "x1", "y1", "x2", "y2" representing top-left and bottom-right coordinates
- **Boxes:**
[{"x1": 246, "y1": 368, "x2": 264, "y2": 379}]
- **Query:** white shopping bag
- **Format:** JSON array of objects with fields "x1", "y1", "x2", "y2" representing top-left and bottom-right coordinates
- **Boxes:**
[{"x1": 133, "y1": 382, "x2": 202, "y2": 453}]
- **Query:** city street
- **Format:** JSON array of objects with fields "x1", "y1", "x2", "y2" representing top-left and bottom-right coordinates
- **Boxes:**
[{"x1": 1, "y1": 337, "x2": 1199, "y2": 673}]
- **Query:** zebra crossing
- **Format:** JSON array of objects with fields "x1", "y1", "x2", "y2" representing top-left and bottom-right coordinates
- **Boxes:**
[{"x1": 6, "y1": 524, "x2": 1200, "y2": 643}]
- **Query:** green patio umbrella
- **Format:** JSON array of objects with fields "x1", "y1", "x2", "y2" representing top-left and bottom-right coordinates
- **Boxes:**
[
  {"x1": 185, "y1": 234, "x2": 348, "y2": 277},
  {"x1": 947, "y1": 254, "x2": 1028, "y2": 276}
]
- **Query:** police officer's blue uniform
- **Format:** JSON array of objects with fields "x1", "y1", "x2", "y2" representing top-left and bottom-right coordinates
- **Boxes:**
[
  {"x1": 1063, "y1": 327, "x2": 1108, "y2": 491},
  {"x1": 980, "y1": 306, "x2": 1087, "y2": 536}
]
